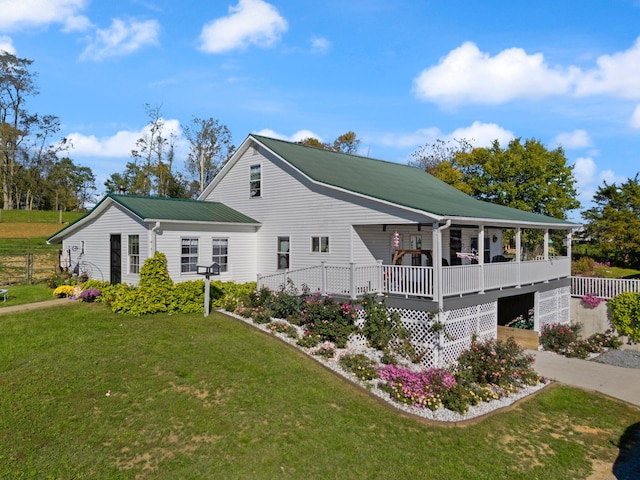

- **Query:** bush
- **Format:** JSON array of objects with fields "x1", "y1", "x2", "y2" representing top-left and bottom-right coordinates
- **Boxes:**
[
  {"x1": 299, "y1": 294, "x2": 356, "y2": 348},
  {"x1": 609, "y1": 292, "x2": 640, "y2": 342},
  {"x1": 78, "y1": 288, "x2": 101, "y2": 302},
  {"x1": 539, "y1": 323, "x2": 580, "y2": 354},
  {"x1": 339, "y1": 353, "x2": 379, "y2": 381},
  {"x1": 169, "y1": 280, "x2": 205, "y2": 314},
  {"x1": 377, "y1": 364, "x2": 456, "y2": 410},
  {"x1": 53, "y1": 285, "x2": 75, "y2": 298},
  {"x1": 456, "y1": 337, "x2": 537, "y2": 388}
]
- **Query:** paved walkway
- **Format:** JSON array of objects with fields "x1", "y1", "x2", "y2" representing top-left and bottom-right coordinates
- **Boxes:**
[{"x1": 530, "y1": 349, "x2": 640, "y2": 407}]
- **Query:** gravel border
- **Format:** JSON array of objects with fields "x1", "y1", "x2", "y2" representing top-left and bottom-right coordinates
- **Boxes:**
[
  {"x1": 222, "y1": 310, "x2": 550, "y2": 423},
  {"x1": 591, "y1": 348, "x2": 640, "y2": 369}
]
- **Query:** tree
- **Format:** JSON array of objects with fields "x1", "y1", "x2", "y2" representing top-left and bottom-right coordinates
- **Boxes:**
[
  {"x1": 297, "y1": 131, "x2": 362, "y2": 154},
  {"x1": 0, "y1": 52, "x2": 38, "y2": 209},
  {"x1": 412, "y1": 137, "x2": 579, "y2": 219},
  {"x1": 182, "y1": 116, "x2": 234, "y2": 197},
  {"x1": 409, "y1": 138, "x2": 473, "y2": 194},
  {"x1": 582, "y1": 175, "x2": 640, "y2": 268},
  {"x1": 49, "y1": 157, "x2": 96, "y2": 211}
]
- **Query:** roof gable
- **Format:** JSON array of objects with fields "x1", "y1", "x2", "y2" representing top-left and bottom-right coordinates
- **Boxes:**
[{"x1": 250, "y1": 134, "x2": 577, "y2": 227}]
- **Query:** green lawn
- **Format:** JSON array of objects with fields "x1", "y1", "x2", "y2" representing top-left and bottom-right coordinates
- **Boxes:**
[
  {"x1": 0, "y1": 283, "x2": 53, "y2": 306},
  {"x1": 0, "y1": 303, "x2": 637, "y2": 479}
]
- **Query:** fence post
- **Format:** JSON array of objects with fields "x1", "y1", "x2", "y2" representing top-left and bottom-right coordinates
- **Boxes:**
[
  {"x1": 377, "y1": 259, "x2": 383, "y2": 294},
  {"x1": 350, "y1": 263, "x2": 357, "y2": 299},
  {"x1": 320, "y1": 262, "x2": 327, "y2": 296}
]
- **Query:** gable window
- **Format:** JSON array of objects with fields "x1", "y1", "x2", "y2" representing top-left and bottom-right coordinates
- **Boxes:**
[
  {"x1": 311, "y1": 236, "x2": 329, "y2": 253},
  {"x1": 250, "y1": 164, "x2": 261, "y2": 197},
  {"x1": 212, "y1": 238, "x2": 228, "y2": 272},
  {"x1": 181, "y1": 238, "x2": 199, "y2": 273},
  {"x1": 128, "y1": 235, "x2": 140, "y2": 274},
  {"x1": 277, "y1": 237, "x2": 290, "y2": 270}
]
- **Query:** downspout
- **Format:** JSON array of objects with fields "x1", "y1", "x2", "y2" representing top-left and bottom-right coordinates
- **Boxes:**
[{"x1": 150, "y1": 221, "x2": 161, "y2": 256}]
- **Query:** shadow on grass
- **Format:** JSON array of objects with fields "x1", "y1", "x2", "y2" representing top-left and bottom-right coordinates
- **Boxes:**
[{"x1": 613, "y1": 421, "x2": 640, "y2": 479}]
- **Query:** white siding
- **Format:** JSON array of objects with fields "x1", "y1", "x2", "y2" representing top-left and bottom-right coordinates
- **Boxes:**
[
  {"x1": 204, "y1": 145, "x2": 435, "y2": 276},
  {"x1": 61, "y1": 204, "x2": 147, "y2": 284}
]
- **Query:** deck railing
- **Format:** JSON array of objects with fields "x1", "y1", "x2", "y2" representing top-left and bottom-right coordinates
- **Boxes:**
[
  {"x1": 571, "y1": 276, "x2": 640, "y2": 299},
  {"x1": 258, "y1": 256, "x2": 571, "y2": 299}
]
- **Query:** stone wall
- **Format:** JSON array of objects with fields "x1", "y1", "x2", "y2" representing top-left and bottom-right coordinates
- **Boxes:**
[{"x1": 569, "y1": 297, "x2": 611, "y2": 337}]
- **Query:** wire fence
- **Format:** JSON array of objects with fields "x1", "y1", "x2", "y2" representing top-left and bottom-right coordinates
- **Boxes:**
[{"x1": 0, "y1": 240, "x2": 58, "y2": 285}]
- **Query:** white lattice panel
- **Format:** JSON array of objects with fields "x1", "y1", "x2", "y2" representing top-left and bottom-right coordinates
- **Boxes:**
[{"x1": 537, "y1": 287, "x2": 570, "y2": 328}]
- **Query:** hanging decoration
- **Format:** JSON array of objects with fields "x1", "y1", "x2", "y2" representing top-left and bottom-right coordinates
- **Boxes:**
[{"x1": 393, "y1": 231, "x2": 400, "y2": 249}]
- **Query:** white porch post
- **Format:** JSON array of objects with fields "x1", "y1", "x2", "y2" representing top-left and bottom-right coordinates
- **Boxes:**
[
  {"x1": 543, "y1": 229, "x2": 549, "y2": 260},
  {"x1": 515, "y1": 227, "x2": 522, "y2": 288},
  {"x1": 566, "y1": 230, "x2": 573, "y2": 261},
  {"x1": 432, "y1": 222, "x2": 440, "y2": 308},
  {"x1": 350, "y1": 262, "x2": 357, "y2": 300},
  {"x1": 478, "y1": 225, "x2": 485, "y2": 294},
  {"x1": 320, "y1": 261, "x2": 327, "y2": 296}
]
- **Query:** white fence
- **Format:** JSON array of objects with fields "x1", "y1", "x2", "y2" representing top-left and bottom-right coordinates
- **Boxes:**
[{"x1": 571, "y1": 276, "x2": 640, "y2": 299}]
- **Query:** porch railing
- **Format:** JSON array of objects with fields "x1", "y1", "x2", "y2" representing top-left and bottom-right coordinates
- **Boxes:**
[
  {"x1": 257, "y1": 256, "x2": 571, "y2": 300},
  {"x1": 571, "y1": 276, "x2": 640, "y2": 299}
]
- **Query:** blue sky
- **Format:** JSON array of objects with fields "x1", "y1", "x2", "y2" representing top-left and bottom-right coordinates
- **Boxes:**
[{"x1": 1, "y1": 0, "x2": 640, "y2": 219}]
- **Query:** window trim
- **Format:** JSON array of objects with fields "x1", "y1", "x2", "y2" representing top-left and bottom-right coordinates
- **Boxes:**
[
  {"x1": 250, "y1": 164, "x2": 261, "y2": 198},
  {"x1": 181, "y1": 237, "x2": 199, "y2": 274},
  {"x1": 311, "y1": 236, "x2": 330, "y2": 253},
  {"x1": 212, "y1": 237, "x2": 229, "y2": 273},
  {"x1": 128, "y1": 234, "x2": 140, "y2": 274},
  {"x1": 277, "y1": 236, "x2": 290, "y2": 270}
]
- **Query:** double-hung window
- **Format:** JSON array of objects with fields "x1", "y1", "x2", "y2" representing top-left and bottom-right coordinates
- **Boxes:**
[
  {"x1": 181, "y1": 238, "x2": 199, "y2": 273},
  {"x1": 212, "y1": 238, "x2": 228, "y2": 272},
  {"x1": 250, "y1": 164, "x2": 261, "y2": 197},
  {"x1": 277, "y1": 237, "x2": 290, "y2": 270},
  {"x1": 128, "y1": 235, "x2": 140, "y2": 274},
  {"x1": 311, "y1": 236, "x2": 329, "y2": 253}
]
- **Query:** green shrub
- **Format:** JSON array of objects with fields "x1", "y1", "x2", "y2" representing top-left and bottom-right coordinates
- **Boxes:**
[
  {"x1": 169, "y1": 280, "x2": 205, "y2": 314},
  {"x1": 609, "y1": 292, "x2": 640, "y2": 342},
  {"x1": 296, "y1": 333, "x2": 321, "y2": 348},
  {"x1": 539, "y1": 323, "x2": 581, "y2": 354},
  {"x1": 299, "y1": 294, "x2": 356, "y2": 348},
  {"x1": 456, "y1": 337, "x2": 536, "y2": 388},
  {"x1": 339, "y1": 353, "x2": 379, "y2": 381},
  {"x1": 572, "y1": 256, "x2": 596, "y2": 276}
]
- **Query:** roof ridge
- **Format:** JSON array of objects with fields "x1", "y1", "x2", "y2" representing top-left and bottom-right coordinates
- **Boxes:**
[{"x1": 108, "y1": 193, "x2": 221, "y2": 204}]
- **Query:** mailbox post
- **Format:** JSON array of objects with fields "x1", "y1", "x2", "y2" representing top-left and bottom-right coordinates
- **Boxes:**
[{"x1": 197, "y1": 263, "x2": 220, "y2": 316}]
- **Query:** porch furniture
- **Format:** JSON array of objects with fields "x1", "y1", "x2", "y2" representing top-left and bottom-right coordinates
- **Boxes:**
[{"x1": 0, "y1": 289, "x2": 8, "y2": 302}]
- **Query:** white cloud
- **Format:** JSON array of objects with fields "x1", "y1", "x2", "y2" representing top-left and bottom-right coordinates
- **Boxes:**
[
  {"x1": 552, "y1": 129, "x2": 593, "y2": 149},
  {"x1": 0, "y1": 0, "x2": 90, "y2": 31},
  {"x1": 573, "y1": 156, "x2": 597, "y2": 186},
  {"x1": 631, "y1": 104, "x2": 640, "y2": 129},
  {"x1": 310, "y1": 36, "x2": 330, "y2": 53},
  {"x1": 447, "y1": 121, "x2": 514, "y2": 147},
  {"x1": 199, "y1": 0, "x2": 287, "y2": 54},
  {"x1": 575, "y1": 37, "x2": 640, "y2": 99},
  {"x1": 375, "y1": 122, "x2": 512, "y2": 150},
  {"x1": 0, "y1": 35, "x2": 16, "y2": 54},
  {"x1": 413, "y1": 36, "x2": 640, "y2": 106},
  {"x1": 413, "y1": 41, "x2": 576, "y2": 106},
  {"x1": 67, "y1": 119, "x2": 182, "y2": 158},
  {"x1": 255, "y1": 129, "x2": 323, "y2": 143},
  {"x1": 80, "y1": 18, "x2": 160, "y2": 61}
]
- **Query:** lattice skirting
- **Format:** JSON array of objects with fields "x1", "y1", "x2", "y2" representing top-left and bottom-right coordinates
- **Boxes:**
[
  {"x1": 537, "y1": 286, "x2": 571, "y2": 328},
  {"x1": 348, "y1": 301, "x2": 498, "y2": 369}
]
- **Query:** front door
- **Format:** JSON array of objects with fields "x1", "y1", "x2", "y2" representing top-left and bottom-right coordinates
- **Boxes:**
[{"x1": 110, "y1": 234, "x2": 122, "y2": 284}]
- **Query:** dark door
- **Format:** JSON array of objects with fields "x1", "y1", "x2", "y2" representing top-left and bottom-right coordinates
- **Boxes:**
[{"x1": 110, "y1": 234, "x2": 122, "y2": 284}]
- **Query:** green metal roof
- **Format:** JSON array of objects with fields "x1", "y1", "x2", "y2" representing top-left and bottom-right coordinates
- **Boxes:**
[
  {"x1": 251, "y1": 134, "x2": 576, "y2": 226},
  {"x1": 47, "y1": 194, "x2": 259, "y2": 244},
  {"x1": 106, "y1": 194, "x2": 259, "y2": 223}
]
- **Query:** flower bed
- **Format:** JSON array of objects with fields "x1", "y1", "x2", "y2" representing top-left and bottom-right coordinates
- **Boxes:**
[{"x1": 226, "y1": 290, "x2": 550, "y2": 422}]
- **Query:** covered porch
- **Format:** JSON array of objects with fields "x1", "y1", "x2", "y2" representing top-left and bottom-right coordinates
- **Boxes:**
[{"x1": 258, "y1": 222, "x2": 574, "y2": 301}]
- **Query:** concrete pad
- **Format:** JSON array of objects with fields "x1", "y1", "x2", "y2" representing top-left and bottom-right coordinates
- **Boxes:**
[{"x1": 531, "y1": 350, "x2": 640, "y2": 407}]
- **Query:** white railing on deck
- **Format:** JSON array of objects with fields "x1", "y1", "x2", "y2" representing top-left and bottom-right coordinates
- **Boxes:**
[
  {"x1": 257, "y1": 257, "x2": 571, "y2": 299},
  {"x1": 571, "y1": 276, "x2": 640, "y2": 299}
]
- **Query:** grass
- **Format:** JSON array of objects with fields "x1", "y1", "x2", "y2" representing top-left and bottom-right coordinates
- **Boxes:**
[
  {"x1": 0, "y1": 209, "x2": 84, "y2": 224},
  {"x1": 0, "y1": 283, "x2": 53, "y2": 306},
  {"x1": 1, "y1": 303, "x2": 637, "y2": 479}
]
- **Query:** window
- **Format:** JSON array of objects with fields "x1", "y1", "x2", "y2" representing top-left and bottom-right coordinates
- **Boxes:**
[
  {"x1": 181, "y1": 238, "x2": 199, "y2": 273},
  {"x1": 212, "y1": 238, "x2": 228, "y2": 272},
  {"x1": 311, "y1": 236, "x2": 329, "y2": 253},
  {"x1": 277, "y1": 237, "x2": 290, "y2": 270},
  {"x1": 128, "y1": 235, "x2": 140, "y2": 274},
  {"x1": 250, "y1": 164, "x2": 261, "y2": 197}
]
